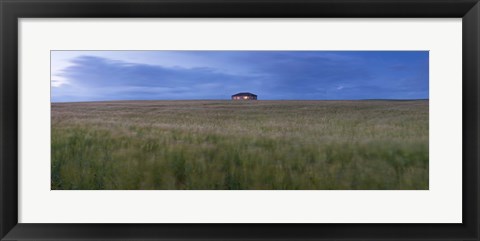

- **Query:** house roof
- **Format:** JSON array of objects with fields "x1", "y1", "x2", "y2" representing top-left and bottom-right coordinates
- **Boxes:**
[{"x1": 232, "y1": 92, "x2": 257, "y2": 97}]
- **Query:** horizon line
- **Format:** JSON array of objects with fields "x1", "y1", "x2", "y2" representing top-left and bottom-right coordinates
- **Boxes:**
[{"x1": 51, "y1": 98, "x2": 429, "y2": 104}]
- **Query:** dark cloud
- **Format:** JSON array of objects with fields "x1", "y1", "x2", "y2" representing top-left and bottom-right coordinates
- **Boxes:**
[{"x1": 51, "y1": 51, "x2": 429, "y2": 102}]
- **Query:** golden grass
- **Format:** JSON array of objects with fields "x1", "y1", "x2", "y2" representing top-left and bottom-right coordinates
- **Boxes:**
[{"x1": 51, "y1": 100, "x2": 428, "y2": 190}]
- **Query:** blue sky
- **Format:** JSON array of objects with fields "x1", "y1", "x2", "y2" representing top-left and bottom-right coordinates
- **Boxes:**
[{"x1": 51, "y1": 51, "x2": 428, "y2": 102}]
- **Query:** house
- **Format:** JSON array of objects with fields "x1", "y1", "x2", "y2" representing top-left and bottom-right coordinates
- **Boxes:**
[{"x1": 231, "y1": 92, "x2": 257, "y2": 100}]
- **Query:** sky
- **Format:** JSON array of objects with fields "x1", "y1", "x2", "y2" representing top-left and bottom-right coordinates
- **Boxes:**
[{"x1": 51, "y1": 51, "x2": 428, "y2": 102}]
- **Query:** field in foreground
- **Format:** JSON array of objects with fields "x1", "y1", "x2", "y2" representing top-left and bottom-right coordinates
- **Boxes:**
[{"x1": 51, "y1": 100, "x2": 428, "y2": 190}]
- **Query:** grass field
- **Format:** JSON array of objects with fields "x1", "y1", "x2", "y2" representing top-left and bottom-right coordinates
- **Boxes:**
[{"x1": 51, "y1": 100, "x2": 428, "y2": 190}]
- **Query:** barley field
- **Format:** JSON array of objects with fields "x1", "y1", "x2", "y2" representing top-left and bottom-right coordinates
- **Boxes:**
[{"x1": 51, "y1": 100, "x2": 428, "y2": 190}]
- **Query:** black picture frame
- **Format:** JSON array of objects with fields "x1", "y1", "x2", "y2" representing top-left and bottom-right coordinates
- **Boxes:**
[{"x1": 1, "y1": 0, "x2": 479, "y2": 240}]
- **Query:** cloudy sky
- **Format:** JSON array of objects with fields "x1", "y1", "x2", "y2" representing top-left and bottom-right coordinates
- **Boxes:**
[{"x1": 51, "y1": 51, "x2": 428, "y2": 102}]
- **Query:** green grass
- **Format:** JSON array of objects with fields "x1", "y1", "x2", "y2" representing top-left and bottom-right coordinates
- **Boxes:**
[{"x1": 51, "y1": 100, "x2": 428, "y2": 190}]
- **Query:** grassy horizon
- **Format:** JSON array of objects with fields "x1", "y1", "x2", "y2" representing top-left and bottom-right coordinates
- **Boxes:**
[
  {"x1": 51, "y1": 98, "x2": 430, "y2": 104},
  {"x1": 51, "y1": 100, "x2": 429, "y2": 190}
]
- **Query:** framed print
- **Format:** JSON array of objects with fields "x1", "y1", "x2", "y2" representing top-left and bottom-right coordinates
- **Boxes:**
[{"x1": 1, "y1": 0, "x2": 479, "y2": 240}]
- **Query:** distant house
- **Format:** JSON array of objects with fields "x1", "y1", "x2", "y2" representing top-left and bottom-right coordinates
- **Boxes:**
[{"x1": 232, "y1": 92, "x2": 257, "y2": 100}]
